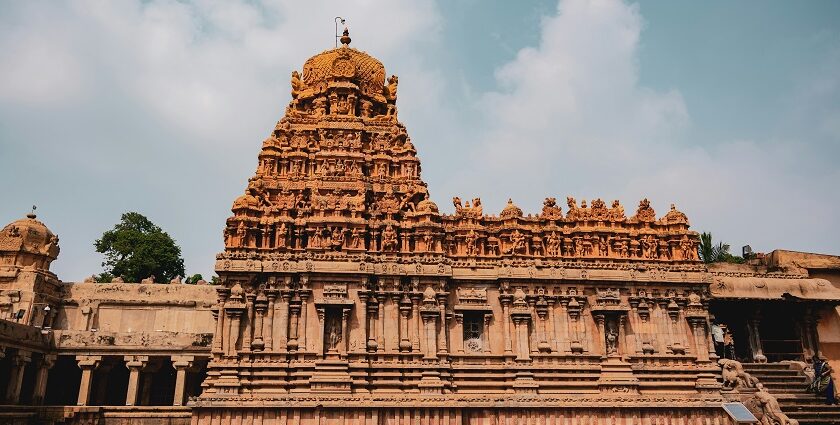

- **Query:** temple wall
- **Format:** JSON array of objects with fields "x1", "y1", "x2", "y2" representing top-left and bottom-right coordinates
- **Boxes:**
[
  {"x1": 191, "y1": 406, "x2": 735, "y2": 425},
  {"x1": 54, "y1": 282, "x2": 216, "y2": 333}
]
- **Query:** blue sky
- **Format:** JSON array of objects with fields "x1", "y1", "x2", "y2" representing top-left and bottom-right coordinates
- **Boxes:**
[{"x1": 1, "y1": 0, "x2": 838, "y2": 281}]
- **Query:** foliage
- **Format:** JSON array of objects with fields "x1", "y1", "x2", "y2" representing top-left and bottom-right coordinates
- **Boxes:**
[
  {"x1": 94, "y1": 212, "x2": 185, "y2": 283},
  {"x1": 210, "y1": 275, "x2": 221, "y2": 285},
  {"x1": 185, "y1": 274, "x2": 204, "y2": 284},
  {"x1": 698, "y1": 232, "x2": 745, "y2": 264},
  {"x1": 94, "y1": 272, "x2": 114, "y2": 283}
]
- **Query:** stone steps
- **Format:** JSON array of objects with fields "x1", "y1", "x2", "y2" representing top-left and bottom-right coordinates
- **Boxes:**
[{"x1": 743, "y1": 364, "x2": 840, "y2": 425}]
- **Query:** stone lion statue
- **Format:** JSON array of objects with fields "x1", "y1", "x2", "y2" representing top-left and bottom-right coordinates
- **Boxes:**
[
  {"x1": 719, "y1": 359, "x2": 758, "y2": 390},
  {"x1": 753, "y1": 384, "x2": 798, "y2": 425}
]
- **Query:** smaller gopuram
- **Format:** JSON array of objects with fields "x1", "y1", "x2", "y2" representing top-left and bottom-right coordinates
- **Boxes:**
[{"x1": 193, "y1": 29, "x2": 729, "y2": 424}]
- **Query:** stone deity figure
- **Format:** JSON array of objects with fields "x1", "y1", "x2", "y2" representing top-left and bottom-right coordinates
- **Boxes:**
[
  {"x1": 290, "y1": 70, "x2": 303, "y2": 98},
  {"x1": 325, "y1": 314, "x2": 342, "y2": 352},
  {"x1": 385, "y1": 75, "x2": 399, "y2": 101},
  {"x1": 350, "y1": 228, "x2": 364, "y2": 249},
  {"x1": 465, "y1": 230, "x2": 478, "y2": 256},
  {"x1": 381, "y1": 225, "x2": 398, "y2": 252},
  {"x1": 331, "y1": 227, "x2": 345, "y2": 250},
  {"x1": 276, "y1": 222, "x2": 288, "y2": 248},
  {"x1": 546, "y1": 232, "x2": 560, "y2": 256},
  {"x1": 605, "y1": 321, "x2": 619, "y2": 355}
]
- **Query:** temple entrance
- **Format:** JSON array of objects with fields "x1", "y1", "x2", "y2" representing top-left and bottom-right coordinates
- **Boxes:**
[
  {"x1": 759, "y1": 304, "x2": 804, "y2": 362},
  {"x1": 710, "y1": 301, "x2": 809, "y2": 363}
]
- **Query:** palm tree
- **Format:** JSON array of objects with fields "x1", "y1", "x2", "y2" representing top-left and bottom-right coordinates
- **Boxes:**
[{"x1": 698, "y1": 232, "x2": 732, "y2": 263}]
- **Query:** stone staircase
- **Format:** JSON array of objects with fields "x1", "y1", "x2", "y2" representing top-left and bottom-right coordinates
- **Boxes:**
[{"x1": 743, "y1": 362, "x2": 840, "y2": 425}]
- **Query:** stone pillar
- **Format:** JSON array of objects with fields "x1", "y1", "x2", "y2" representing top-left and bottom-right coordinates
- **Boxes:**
[
  {"x1": 171, "y1": 355, "x2": 194, "y2": 406},
  {"x1": 482, "y1": 313, "x2": 492, "y2": 354},
  {"x1": 801, "y1": 308, "x2": 820, "y2": 359},
  {"x1": 316, "y1": 307, "x2": 326, "y2": 356},
  {"x1": 76, "y1": 355, "x2": 101, "y2": 406},
  {"x1": 265, "y1": 289, "x2": 277, "y2": 351},
  {"x1": 299, "y1": 290, "x2": 310, "y2": 352},
  {"x1": 421, "y1": 314, "x2": 438, "y2": 360},
  {"x1": 366, "y1": 298, "x2": 378, "y2": 352},
  {"x1": 376, "y1": 295, "x2": 385, "y2": 352},
  {"x1": 500, "y1": 295, "x2": 513, "y2": 355},
  {"x1": 512, "y1": 316, "x2": 530, "y2": 361},
  {"x1": 594, "y1": 314, "x2": 607, "y2": 356},
  {"x1": 243, "y1": 292, "x2": 255, "y2": 351},
  {"x1": 32, "y1": 354, "x2": 56, "y2": 405},
  {"x1": 124, "y1": 355, "x2": 148, "y2": 406},
  {"x1": 453, "y1": 313, "x2": 465, "y2": 354},
  {"x1": 212, "y1": 288, "x2": 230, "y2": 354},
  {"x1": 341, "y1": 309, "x2": 351, "y2": 356},
  {"x1": 536, "y1": 300, "x2": 551, "y2": 353},
  {"x1": 287, "y1": 296, "x2": 301, "y2": 351},
  {"x1": 547, "y1": 299, "x2": 557, "y2": 352},
  {"x1": 252, "y1": 293, "x2": 267, "y2": 352},
  {"x1": 358, "y1": 292, "x2": 369, "y2": 353},
  {"x1": 747, "y1": 311, "x2": 767, "y2": 363},
  {"x1": 411, "y1": 295, "x2": 421, "y2": 353},
  {"x1": 5, "y1": 350, "x2": 31, "y2": 404},
  {"x1": 437, "y1": 293, "x2": 449, "y2": 356},
  {"x1": 278, "y1": 291, "x2": 290, "y2": 351},
  {"x1": 226, "y1": 305, "x2": 244, "y2": 356},
  {"x1": 399, "y1": 296, "x2": 412, "y2": 352},
  {"x1": 689, "y1": 320, "x2": 710, "y2": 362}
]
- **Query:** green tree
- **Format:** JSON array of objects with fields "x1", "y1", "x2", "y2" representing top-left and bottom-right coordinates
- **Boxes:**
[
  {"x1": 94, "y1": 212, "x2": 185, "y2": 282},
  {"x1": 698, "y1": 232, "x2": 745, "y2": 264},
  {"x1": 185, "y1": 274, "x2": 204, "y2": 284}
]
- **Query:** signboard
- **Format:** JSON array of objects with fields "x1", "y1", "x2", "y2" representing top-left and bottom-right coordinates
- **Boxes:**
[{"x1": 722, "y1": 402, "x2": 759, "y2": 423}]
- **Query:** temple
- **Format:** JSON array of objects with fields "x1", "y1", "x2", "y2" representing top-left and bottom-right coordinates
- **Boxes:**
[{"x1": 2, "y1": 29, "x2": 840, "y2": 425}]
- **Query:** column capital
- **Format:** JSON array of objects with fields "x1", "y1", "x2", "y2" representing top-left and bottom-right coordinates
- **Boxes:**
[
  {"x1": 171, "y1": 355, "x2": 195, "y2": 369},
  {"x1": 123, "y1": 355, "x2": 148, "y2": 369},
  {"x1": 11, "y1": 350, "x2": 32, "y2": 365},
  {"x1": 76, "y1": 355, "x2": 102, "y2": 369},
  {"x1": 40, "y1": 354, "x2": 57, "y2": 369}
]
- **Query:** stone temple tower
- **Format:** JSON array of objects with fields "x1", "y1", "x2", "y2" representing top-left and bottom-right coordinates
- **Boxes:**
[{"x1": 192, "y1": 29, "x2": 727, "y2": 424}]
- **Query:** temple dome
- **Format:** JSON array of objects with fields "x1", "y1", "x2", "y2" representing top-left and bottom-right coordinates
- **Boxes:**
[
  {"x1": 500, "y1": 199, "x2": 523, "y2": 219},
  {"x1": 300, "y1": 33, "x2": 386, "y2": 101},
  {"x1": 232, "y1": 192, "x2": 260, "y2": 211},
  {"x1": 0, "y1": 212, "x2": 60, "y2": 260},
  {"x1": 416, "y1": 198, "x2": 439, "y2": 214},
  {"x1": 661, "y1": 204, "x2": 689, "y2": 225}
]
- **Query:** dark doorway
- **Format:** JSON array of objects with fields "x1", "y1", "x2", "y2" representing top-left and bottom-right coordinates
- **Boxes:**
[
  {"x1": 146, "y1": 357, "x2": 176, "y2": 406},
  {"x1": 0, "y1": 349, "x2": 11, "y2": 402},
  {"x1": 18, "y1": 353, "x2": 38, "y2": 405},
  {"x1": 759, "y1": 304, "x2": 804, "y2": 362},
  {"x1": 44, "y1": 355, "x2": 81, "y2": 405}
]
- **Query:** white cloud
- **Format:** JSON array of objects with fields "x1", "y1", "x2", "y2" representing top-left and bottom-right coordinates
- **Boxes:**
[
  {"x1": 0, "y1": 0, "x2": 447, "y2": 280},
  {"x1": 449, "y1": 0, "x2": 839, "y2": 256}
]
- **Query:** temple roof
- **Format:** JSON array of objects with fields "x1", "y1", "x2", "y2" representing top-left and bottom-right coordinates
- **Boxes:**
[{"x1": 710, "y1": 275, "x2": 840, "y2": 302}]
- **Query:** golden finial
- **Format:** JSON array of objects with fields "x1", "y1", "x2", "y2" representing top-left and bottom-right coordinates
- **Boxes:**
[{"x1": 340, "y1": 28, "x2": 351, "y2": 46}]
